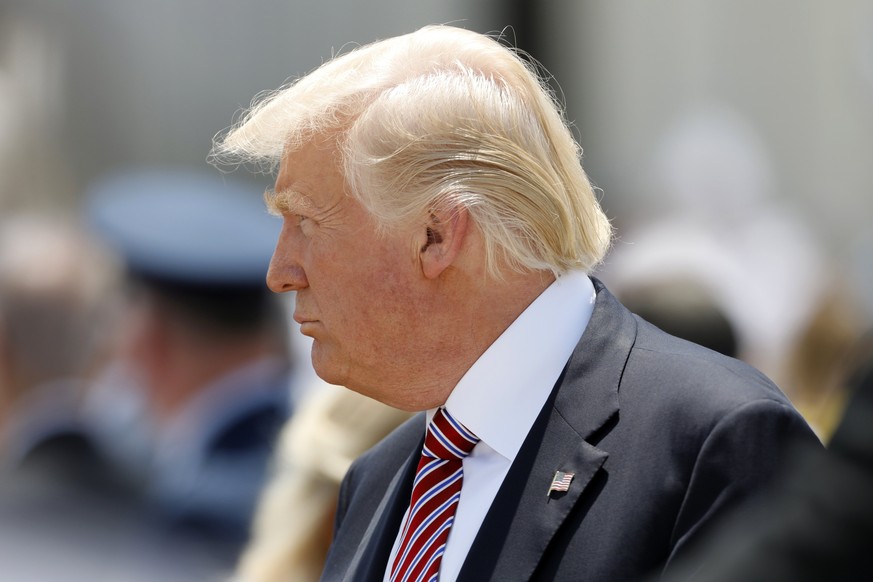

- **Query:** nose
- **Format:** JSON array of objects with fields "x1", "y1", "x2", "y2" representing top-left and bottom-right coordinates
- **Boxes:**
[{"x1": 266, "y1": 225, "x2": 309, "y2": 293}]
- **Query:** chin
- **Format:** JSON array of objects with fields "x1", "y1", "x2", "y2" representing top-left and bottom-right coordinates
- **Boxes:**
[
  {"x1": 310, "y1": 344, "x2": 347, "y2": 387},
  {"x1": 310, "y1": 360, "x2": 340, "y2": 385}
]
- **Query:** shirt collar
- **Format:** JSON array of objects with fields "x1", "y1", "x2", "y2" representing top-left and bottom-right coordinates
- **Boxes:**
[{"x1": 440, "y1": 271, "x2": 596, "y2": 462}]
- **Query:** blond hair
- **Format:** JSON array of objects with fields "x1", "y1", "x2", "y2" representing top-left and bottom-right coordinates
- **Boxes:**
[{"x1": 212, "y1": 25, "x2": 611, "y2": 276}]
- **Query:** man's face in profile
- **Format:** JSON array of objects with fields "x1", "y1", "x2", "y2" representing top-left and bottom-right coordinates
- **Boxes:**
[{"x1": 265, "y1": 139, "x2": 434, "y2": 407}]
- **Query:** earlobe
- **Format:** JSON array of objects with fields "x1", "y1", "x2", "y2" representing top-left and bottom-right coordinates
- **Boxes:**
[{"x1": 419, "y1": 206, "x2": 469, "y2": 280}]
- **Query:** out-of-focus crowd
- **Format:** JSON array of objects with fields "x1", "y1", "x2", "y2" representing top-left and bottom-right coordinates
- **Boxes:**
[{"x1": 0, "y1": 170, "x2": 289, "y2": 580}]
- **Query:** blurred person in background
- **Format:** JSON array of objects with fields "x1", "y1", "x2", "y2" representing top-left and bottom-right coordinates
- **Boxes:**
[
  {"x1": 85, "y1": 167, "x2": 294, "y2": 562},
  {"x1": 0, "y1": 213, "x2": 118, "y2": 485},
  {"x1": 601, "y1": 104, "x2": 828, "y2": 389},
  {"x1": 0, "y1": 213, "x2": 229, "y2": 581},
  {"x1": 211, "y1": 25, "x2": 818, "y2": 581}
]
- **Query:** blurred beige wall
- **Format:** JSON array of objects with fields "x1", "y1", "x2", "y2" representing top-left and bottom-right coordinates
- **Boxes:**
[{"x1": 536, "y1": 1, "x2": 872, "y2": 268}]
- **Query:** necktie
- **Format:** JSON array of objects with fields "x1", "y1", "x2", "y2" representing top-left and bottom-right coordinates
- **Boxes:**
[{"x1": 390, "y1": 407, "x2": 479, "y2": 582}]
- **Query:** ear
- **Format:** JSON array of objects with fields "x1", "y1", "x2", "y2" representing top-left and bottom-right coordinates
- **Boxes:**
[{"x1": 418, "y1": 205, "x2": 470, "y2": 280}]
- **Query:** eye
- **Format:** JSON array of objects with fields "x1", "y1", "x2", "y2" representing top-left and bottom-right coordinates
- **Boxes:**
[{"x1": 294, "y1": 213, "x2": 316, "y2": 234}]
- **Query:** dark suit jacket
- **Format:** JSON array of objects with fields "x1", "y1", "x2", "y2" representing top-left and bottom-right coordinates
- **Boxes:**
[
  {"x1": 657, "y1": 338, "x2": 873, "y2": 582},
  {"x1": 322, "y1": 279, "x2": 819, "y2": 581}
]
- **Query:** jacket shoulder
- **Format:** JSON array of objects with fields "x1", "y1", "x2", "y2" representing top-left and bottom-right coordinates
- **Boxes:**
[
  {"x1": 335, "y1": 413, "x2": 423, "y2": 527},
  {"x1": 628, "y1": 314, "x2": 797, "y2": 413}
]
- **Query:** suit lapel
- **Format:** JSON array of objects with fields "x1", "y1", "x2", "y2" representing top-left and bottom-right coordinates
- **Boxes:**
[
  {"x1": 343, "y1": 431, "x2": 423, "y2": 582},
  {"x1": 458, "y1": 279, "x2": 637, "y2": 581},
  {"x1": 458, "y1": 399, "x2": 609, "y2": 581}
]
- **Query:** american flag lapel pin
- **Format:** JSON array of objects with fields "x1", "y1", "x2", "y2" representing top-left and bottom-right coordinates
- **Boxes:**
[{"x1": 547, "y1": 470, "x2": 575, "y2": 497}]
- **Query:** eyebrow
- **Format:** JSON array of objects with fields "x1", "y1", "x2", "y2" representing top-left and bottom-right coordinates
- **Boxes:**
[{"x1": 264, "y1": 189, "x2": 317, "y2": 217}]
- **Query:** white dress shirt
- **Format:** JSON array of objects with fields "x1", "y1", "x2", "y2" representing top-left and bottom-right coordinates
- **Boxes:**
[{"x1": 384, "y1": 271, "x2": 596, "y2": 582}]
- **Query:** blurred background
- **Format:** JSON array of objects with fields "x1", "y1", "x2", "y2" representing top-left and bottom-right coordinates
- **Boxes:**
[{"x1": 0, "y1": 0, "x2": 871, "y2": 580}]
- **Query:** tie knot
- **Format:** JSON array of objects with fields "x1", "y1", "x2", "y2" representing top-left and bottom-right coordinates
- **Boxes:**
[{"x1": 423, "y1": 407, "x2": 479, "y2": 461}]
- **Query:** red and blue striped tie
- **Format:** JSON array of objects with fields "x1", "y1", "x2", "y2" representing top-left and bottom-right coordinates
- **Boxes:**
[{"x1": 390, "y1": 407, "x2": 479, "y2": 582}]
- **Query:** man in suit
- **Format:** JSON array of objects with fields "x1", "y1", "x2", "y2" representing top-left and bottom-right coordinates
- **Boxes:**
[{"x1": 211, "y1": 25, "x2": 819, "y2": 581}]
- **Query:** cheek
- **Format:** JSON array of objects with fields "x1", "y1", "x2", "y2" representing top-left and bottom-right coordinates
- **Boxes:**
[
  {"x1": 361, "y1": 276, "x2": 421, "y2": 345},
  {"x1": 311, "y1": 230, "x2": 420, "y2": 331},
  {"x1": 325, "y1": 268, "x2": 416, "y2": 347}
]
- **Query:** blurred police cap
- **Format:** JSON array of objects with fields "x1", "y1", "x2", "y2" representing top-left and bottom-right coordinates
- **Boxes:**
[{"x1": 85, "y1": 166, "x2": 279, "y2": 289}]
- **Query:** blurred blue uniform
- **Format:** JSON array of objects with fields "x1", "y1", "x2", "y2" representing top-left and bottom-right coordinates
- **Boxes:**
[{"x1": 147, "y1": 356, "x2": 291, "y2": 540}]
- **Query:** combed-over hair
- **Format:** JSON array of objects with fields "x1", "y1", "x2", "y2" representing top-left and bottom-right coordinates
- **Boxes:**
[{"x1": 211, "y1": 25, "x2": 612, "y2": 276}]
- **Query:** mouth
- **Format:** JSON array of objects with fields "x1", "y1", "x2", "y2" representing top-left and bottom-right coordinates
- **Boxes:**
[{"x1": 293, "y1": 312, "x2": 320, "y2": 335}]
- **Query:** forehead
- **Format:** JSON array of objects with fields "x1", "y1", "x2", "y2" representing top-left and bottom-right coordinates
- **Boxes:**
[
  {"x1": 275, "y1": 137, "x2": 342, "y2": 188},
  {"x1": 273, "y1": 138, "x2": 346, "y2": 207}
]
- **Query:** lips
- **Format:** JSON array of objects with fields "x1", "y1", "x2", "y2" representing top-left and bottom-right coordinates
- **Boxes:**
[{"x1": 293, "y1": 312, "x2": 313, "y2": 325}]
